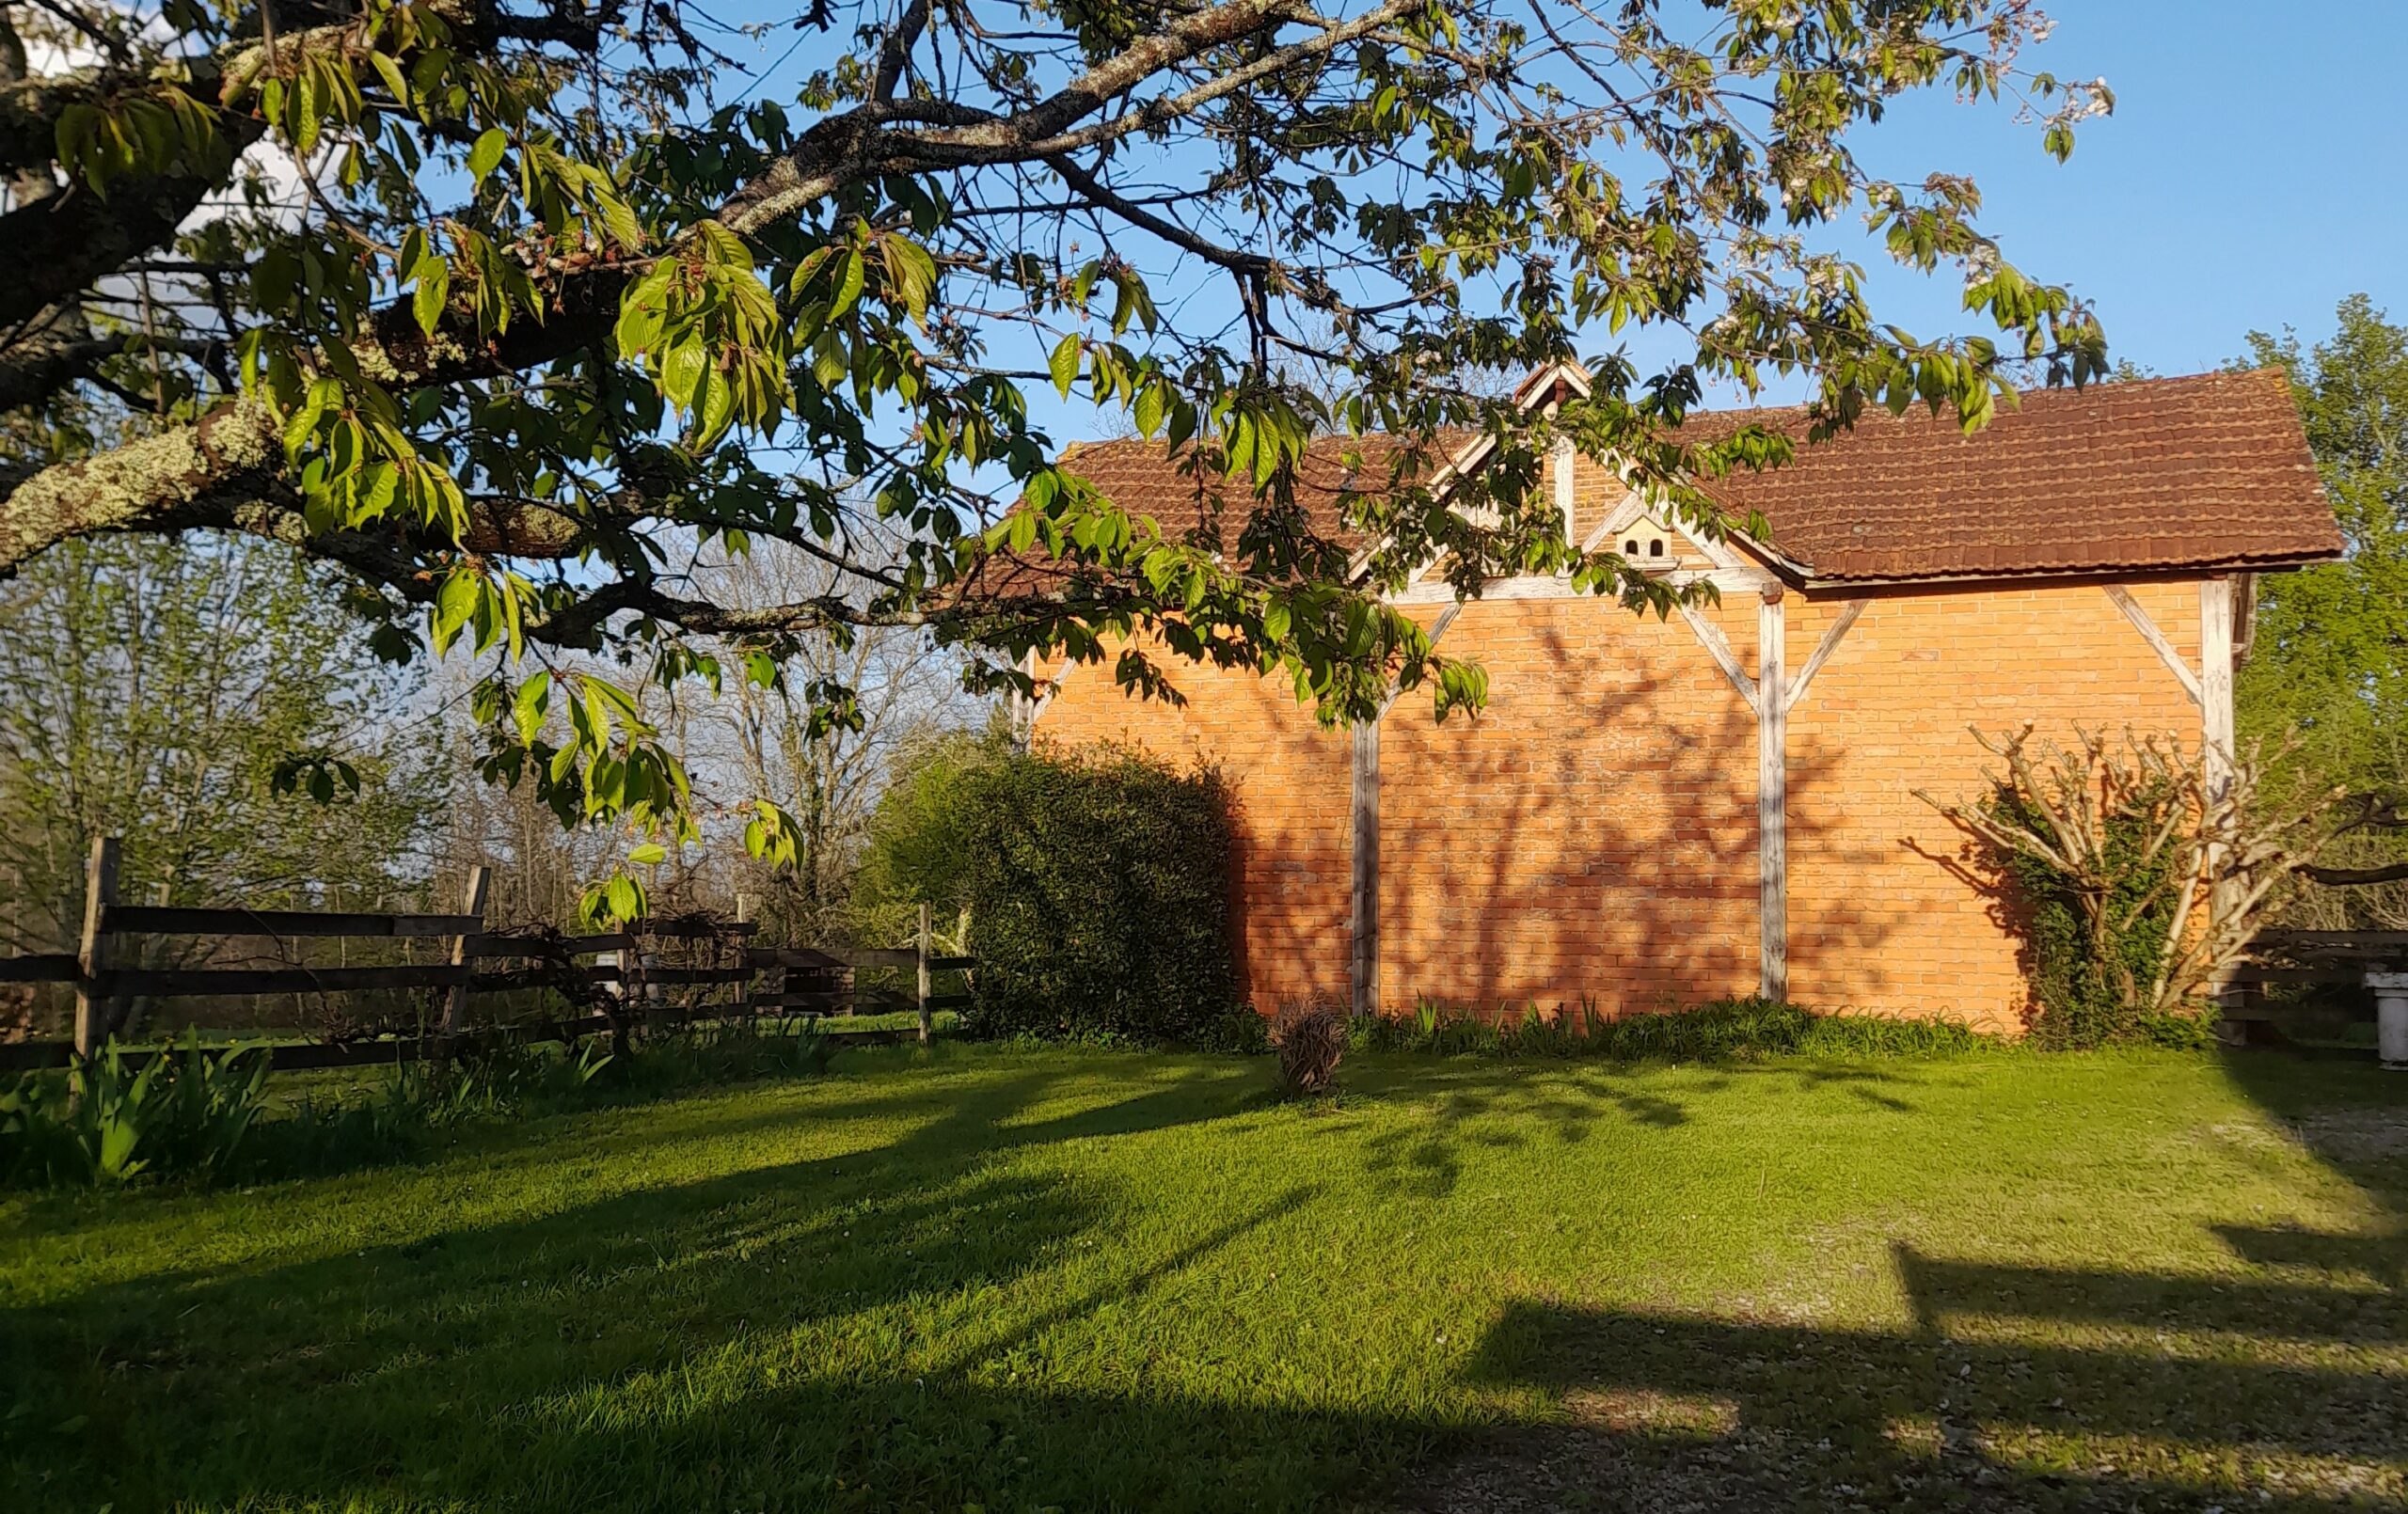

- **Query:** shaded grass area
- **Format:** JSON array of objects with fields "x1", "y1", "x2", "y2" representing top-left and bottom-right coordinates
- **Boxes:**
[{"x1": 3, "y1": 1045, "x2": 2402, "y2": 1511}]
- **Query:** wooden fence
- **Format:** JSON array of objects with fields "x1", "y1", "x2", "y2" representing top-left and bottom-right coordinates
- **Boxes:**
[
  {"x1": 0, "y1": 840, "x2": 974, "y2": 1072},
  {"x1": 2224, "y1": 928, "x2": 2399, "y2": 1035}
]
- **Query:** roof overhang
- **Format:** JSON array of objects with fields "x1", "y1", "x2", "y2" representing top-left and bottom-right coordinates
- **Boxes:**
[{"x1": 1779, "y1": 553, "x2": 2343, "y2": 598}]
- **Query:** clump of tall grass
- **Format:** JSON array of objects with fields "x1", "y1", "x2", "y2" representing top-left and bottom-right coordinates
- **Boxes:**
[
  {"x1": 1350, "y1": 995, "x2": 1990, "y2": 1063},
  {"x1": 0, "y1": 1034, "x2": 271, "y2": 1186}
]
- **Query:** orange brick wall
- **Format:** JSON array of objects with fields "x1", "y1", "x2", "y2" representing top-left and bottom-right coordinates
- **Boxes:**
[
  {"x1": 1032, "y1": 576, "x2": 2210, "y2": 1032},
  {"x1": 1783, "y1": 578, "x2": 2202, "y2": 1031},
  {"x1": 1375, "y1": 594, "x2": 1762, "y2": 1015}
]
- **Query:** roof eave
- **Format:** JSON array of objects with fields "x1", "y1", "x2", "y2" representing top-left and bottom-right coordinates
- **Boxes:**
[{"x1": 1791, "y1": 549, "x2": 2345, "y2": 595}]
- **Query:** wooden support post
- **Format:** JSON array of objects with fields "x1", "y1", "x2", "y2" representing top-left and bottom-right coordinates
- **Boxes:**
[
  {"x1": 1552, "y1": 436, "x2": 1576, "y2": 544},
  {"x1": 2201, "y1": 576, "x2": 2239, "y2": 975},
  {"x1": 2200, "y1": 576, "x2": 2236, "y2": 796},
  {"x1": 916, "y1": 901, "x2": 934, "y2": 1045},
  {"x1": 72, "y1": 836, "x2": 119, "y2": 1059},
  {"x1": 1785, "y1": 599, "x2": 1866, "y2": 714},
  {"x1": 436, "y1": 866, "x2": 491, "y2": 1047},
  {"x1": 1758, "y1": 591, "x2": 1788, "y2": 1003},
  {"x1": 2103, "y1": 585, "x2": 2204, "y2": 706},
  {"x1": 1676, "y1": 601, "x2": 1759, "y2": 710},
  {"x1": 1351, "y1": 718, "x2": 1380, "y2": 1019}
]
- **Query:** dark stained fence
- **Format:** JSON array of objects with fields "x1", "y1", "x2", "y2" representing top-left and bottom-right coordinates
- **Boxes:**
[
  {"x1": 0, "y1": 837, "x2": 971, "y2": 1071},
  {"x1": 2222, "y1": 929, "x2": 2399, "y2": 1040}
]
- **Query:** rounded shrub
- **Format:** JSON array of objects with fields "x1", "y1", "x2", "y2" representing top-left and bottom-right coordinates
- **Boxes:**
[{"x1": 952, "y1": 745, "x2": 1240, "y2": 1046}]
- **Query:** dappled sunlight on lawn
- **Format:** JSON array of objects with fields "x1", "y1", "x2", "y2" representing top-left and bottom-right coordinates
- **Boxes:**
[{"x1": 1, "y1": 1045, "x2": 2400, "y2": 1511}]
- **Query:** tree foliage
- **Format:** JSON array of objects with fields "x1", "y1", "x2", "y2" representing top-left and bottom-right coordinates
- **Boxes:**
[
  {"x1": 2236, "y1": 296, "x2": 2408, "y2": 921},
  {"x1": 0, "y1": 0, "x2": 2112, "y2": 912},
  {"x1": 848, "y1": 722, "x2": 1003, "y2": 951}
]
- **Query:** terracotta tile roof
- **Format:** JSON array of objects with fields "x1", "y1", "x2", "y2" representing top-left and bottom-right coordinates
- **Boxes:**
[
  {"x1": 1677, "y1": 368, "x2": 2340, "y2": 582},
  {"x1": 991, "y1": 368, "x2": 2337, "y2": 596},
  {"x1": 942, "y1": 432, "x2": 1453, "y2": 610},
  {"x1": 1044, "y1": 431, "x2": 1446, "y2": 552}
]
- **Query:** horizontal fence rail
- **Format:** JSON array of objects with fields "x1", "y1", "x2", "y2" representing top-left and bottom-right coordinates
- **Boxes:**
[
  {"x1": 0, "y1": 837, "x2": 972, "y2": 1071},
  {"x1": 2223, "y1": 928, "x2": 2400, "y2": 1030}
]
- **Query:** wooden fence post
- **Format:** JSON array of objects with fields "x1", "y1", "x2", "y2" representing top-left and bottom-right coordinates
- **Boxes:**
[
  {"x1": 72, "y1": 836, "x2": 119, "y2": 1058},
  {"x1": 436, "y1": 865, "x2": 491, "y2": 1049},
  {"x1": 732, "y1": 893, "x2": 754, "y2": 1021},
  {"x1": 916, "y1": 901, "x2": 933, "y2": 1046}
]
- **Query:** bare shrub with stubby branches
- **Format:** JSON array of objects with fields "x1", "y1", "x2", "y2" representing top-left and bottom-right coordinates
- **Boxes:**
[
  {"x1": 1918, "y1": 725, "x2": 2337, "y2": 1036},
  {"x1": 1271, "y1": 1004, "x2": 1348, "y2": 1099}
]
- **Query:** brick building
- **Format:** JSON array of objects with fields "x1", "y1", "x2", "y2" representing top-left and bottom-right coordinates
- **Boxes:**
[{"x1": 1022, "y1": 368, "x2": 2342, "y2": 1032}]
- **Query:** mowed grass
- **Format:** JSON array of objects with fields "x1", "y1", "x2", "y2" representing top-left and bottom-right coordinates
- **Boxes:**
[{"x1": 3, "y1": 1044, "x2": 2402, "y2": 1512}]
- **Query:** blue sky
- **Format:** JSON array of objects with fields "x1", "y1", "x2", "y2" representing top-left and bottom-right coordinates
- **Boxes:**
[
  {"x1": 1842, "y1": 1, "x2": 2408, "y2": 380},
  {"x1": 705, "y1": 2, "x2": 2408, "y2": 441}
]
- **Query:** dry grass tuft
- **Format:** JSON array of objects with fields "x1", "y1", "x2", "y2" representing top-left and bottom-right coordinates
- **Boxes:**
[{"x1": 1271, "y1": 1002, "x2": 1347, "y2": 1097}]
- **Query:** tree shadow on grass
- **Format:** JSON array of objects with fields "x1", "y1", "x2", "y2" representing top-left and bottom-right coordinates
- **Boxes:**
[
  {"x1": 1, "y1": 1056, "x2": 1311, "y2": 1510},
  {"x1": 1390, "y1": 1051, "x2": 2408, "y2": 1512},
  {"x1": 1420, "y1": 1235, "x2": 2405, "y2": 1513},
  {"x1": 1344, "y1": 1059, "x2": 1944, "y2": 1201},
  {"x1": 2193, "y1": 1049, "x2": 2408, "y2": 1312},
  {"x1": 15, "y1": 1053, "x2": 2398, "y2": 1511}
]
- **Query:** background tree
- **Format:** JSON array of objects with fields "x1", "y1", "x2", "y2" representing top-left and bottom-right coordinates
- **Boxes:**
[
  {"x1": 0, "y1": 0, "x2": 2112, "y2": 914},
  {"x1": 0, "y1": 532, "x2": 436, "y2": 1032},
  {"x1": 2236, "y1": 295, "x2": 2408, "y2": 923},
  {"x1": 696, "y1": 540, "x2": 982, "y2": 944},
  {"x1": 850, "y1": 720, "x2": 1008, "y2": 952}
]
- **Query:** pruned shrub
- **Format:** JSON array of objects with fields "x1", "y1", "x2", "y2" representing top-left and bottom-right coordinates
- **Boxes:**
[
  {"x1": 1921, "y1": 724, "x2": 2335, "y2": 1047},
  {"x1": 930, "y1": 744, "x2": 1240, "y2": 1046},
  {"x1": 1272, "y1": 1004, "x2": 1348, "y2": 1096}
]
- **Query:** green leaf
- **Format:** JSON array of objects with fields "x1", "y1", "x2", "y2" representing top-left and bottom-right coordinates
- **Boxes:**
[
  {"x1": 604, "y1": 872, "x2": 642, "y2": 923},
  {"x1": 497, "y1": 572, "x2": 526, "y2": 659},
  {"x1": 1262, "y1": 597, "x2": 1291, "y2": 644},
  {"x1": 694, "y1": 364, "x2": 735, "y2": 446},
  {"x1": 661, "y1": 339, "x2": 706, "y2": 413},
  {"x1": 596, "y1": 193, "x2": 642, "y2": 251},
  {"x1": 831, "y1": 248, "x2": 865, "y2": 319},
  {"x1": 880, "y1": 236, "x2": 938, "y2": 322},
  {"x1": 512, "y1": 670, "x2": 551, "y2": 745},
  {"x1": 432, "y1": 569, "x2": 480, "y2": 653},
  {"x1": 467, "y1": 127, "x2": 508, "y2": 181},
  {"x1": 412, "y1": 258, "x2": 450, "y2": 338},
  {"x1": 1049, "y1": 333, "x2": 1081, "y2": 400},
  {"x1": 627, "y1": 842, "x2": 667, "y2": 865},
  {"x1": 369, "y1": 51, "x2": 410, "y2": 107}
]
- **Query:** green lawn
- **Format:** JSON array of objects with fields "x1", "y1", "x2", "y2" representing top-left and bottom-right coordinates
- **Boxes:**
[{"x1": 3, "y1": 1045, "x2": 2402, "y2": 1512}]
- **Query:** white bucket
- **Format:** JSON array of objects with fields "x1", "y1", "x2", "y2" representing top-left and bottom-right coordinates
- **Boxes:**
[{"x1": 2368, "y1": 970, "x2": 2408, "y2": 1071}]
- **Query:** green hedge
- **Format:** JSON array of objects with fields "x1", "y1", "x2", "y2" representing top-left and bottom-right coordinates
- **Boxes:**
[{"x1": 952, "y1": 746, "x2": 1241, "y2": 1046}]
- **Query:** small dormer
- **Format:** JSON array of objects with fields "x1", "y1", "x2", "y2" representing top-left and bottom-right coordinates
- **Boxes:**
[{"x1": 1619, "y1": 519, "x2": 1675, "y2": 570}]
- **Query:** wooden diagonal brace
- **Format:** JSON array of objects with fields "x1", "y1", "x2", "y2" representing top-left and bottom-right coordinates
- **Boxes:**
[
  {"x1": 2104, "y1": 586, "x2": 2203, "y2": 707},
  {"x1": 1785, "y1": 599, "x2": 1867, "y2": 715},
  {"x1": 1676, "y1": 601, "x2": 1759, "y2": 713}
]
